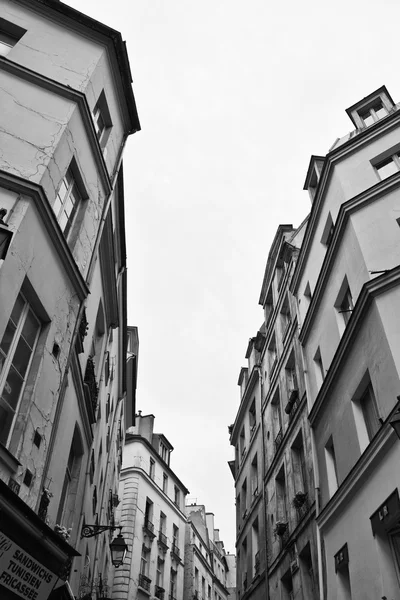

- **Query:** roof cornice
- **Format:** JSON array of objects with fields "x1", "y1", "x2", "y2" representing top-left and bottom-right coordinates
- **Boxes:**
[
  {"x1": 0, "y1": 170, "x2": 89, "y2": 301},
  {"x1": 124, "y1": 433, "x2": 189, "y2": 494},
  {"x1": 21, "y1": 0, "x2": 140, "y2": 133},
  {"x1": 291, "y1": 108, "x2": 400, "y2": 296},
  {"x1": 309, "y1": 266, "x2": 400, "y2": 425},
  {"x1": 299, "y1": 171, "x2": 400, "y2": 345}
]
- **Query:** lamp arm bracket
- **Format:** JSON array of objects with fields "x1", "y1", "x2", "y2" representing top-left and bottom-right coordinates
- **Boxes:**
[{"x1": 81, "y1": 524, "x2": 122, "y2": 538}]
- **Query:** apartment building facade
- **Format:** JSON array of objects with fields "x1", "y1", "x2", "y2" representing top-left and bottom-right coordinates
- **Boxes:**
[
  {"x1": 291, "y1": 86, "x2": 400, "y2": 600},
  {"x1": 184, "y1": 504, "x2": 233, "y2": 600},
  {"x1": 0, "y1": 0, "x2": 139, "y2": 598},
  {"x1": 259, "y1": 224, "x2": 318, "y2": 600},
  {"x1": 113, "y1": 414, "x2": 189, "y2": 600},
  {"x1": 229, "y1": 328, "x2": 267, "y2": 600}
]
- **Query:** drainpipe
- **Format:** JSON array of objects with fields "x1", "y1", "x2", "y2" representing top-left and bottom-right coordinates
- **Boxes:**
[{"x1": 257, "y1": 358, "x2": 270, "y2": 600}]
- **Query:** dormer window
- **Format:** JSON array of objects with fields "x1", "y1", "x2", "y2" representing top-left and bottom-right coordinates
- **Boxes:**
[
  {"x1": 359, "y1": 100, "x2": 388, "y2": 127},
  {"x1": 303, "y1": 155, "x2": 325, "y2": 202},
  {"x1": 346, "y1": 85, "x2": 395, "y2": 130}
]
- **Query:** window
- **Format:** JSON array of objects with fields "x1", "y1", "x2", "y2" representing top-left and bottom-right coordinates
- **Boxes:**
[
  {"x1": 0, "y1": 293, "x2": 41, "y2": 446},
  {"x1": 291, "y1": 430, "x2": 307, "y2": 495},
  {"x1": 281, "y1": 570, "x2": 294, "y2": 600},
  {"x1": 264, "y1": 286, "x2": 274, "y2": 327},
  {"x1": 172, "y1": 524, "x2": 179, "y2": 552},
  {"x1": 202, "y1": 576, "x2": 206, "y2": 598},
  {"x1": 56, "y1": 428, "x2": 83, "y2": 526},
  {"x1": 144, "y1": 498, "x2": 153, "y2": 529},
  {"x1": 280, "y1": 295, "x2": 292, "y2": 338},
  {"x1": 149, "y1": 458, "x2": 155, "y2": 480},
  {"x1": 321, "y1": 212, "x2": 334, "y2": 246},
  {"x1": 156, "y1": 557, "x2": 164, "y2": 588},
  {"x1": 252, "y1": 519, "x2": 260, "y2": 577},
  {"x1": 92, "y1": 91, "x2": 112, "y2": 149},
  {"x1": 169, "y1": 568, "x2": 177, "y2": 599},
  {"x1": 359, "y1": 100, "x2": 388, "y2": 127},
  {"x1": 53, "y1": 166, "x2": 84, "y2": 238},
  {"x1": 208, "y1": 584, "x2": 211, "y2": 599},
  {"x1": 159, "y1": 511, "x2": 166, "y2": 534},
  {"x1": 140, "y1": 544, "x2": 150, "y2": 577},
  {"x1": 241, "y1": 479, "x2": 248, "y2": 515},
  {"x1": 249, "y1": 399, "x2": 256, "y2": 435},
  {"x1": 0, "y1": 18, "x2": 26, "y2": 57},
  {"x1": 174, "y1": 485, "x2": 180, "y2": 508},
  {"x1": 271, "y1": 387, "x2": 283, "y2": 449},
  {"x1": 335, "y1": 544, "x2": 352, "y2": 599},
  {"x1": 239, "y1": 427, "x2": 246, "y2": 458},
  {"x1": 325, "y1": 436, "x2": 338, "y2": 497},
  {"x1": 360, "y1": 383, "x2": 380, "y2": 440},
  {"x1": 275, "y1": 465, "x2": 287, "y2": 523},
  {"x1": 251, "y1": 454, "x2": 258, "y2": 497},
  {"x1": 163, "y1": 472, "x2": 168, "y2": 493},
  {"x1": 375, "y1": 153, "x2": 400, "y2": 180},
  {"x1": 160, "y1": 441, "x2": 169, "y2": 463},
  {"x1": 335, "y1": 278, "x2": 354, "y2": 328},
  {"x1": 313, "y1": 347, "x2": 324, "y2": 388},
  {"x1": 268, "y1": 335, "x2": 277, "y2": 376}
]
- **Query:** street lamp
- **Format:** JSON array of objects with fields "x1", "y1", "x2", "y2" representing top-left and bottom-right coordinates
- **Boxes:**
[
  {"x1": 109, "y1": 532, "x2": 128, "y2": 568},
  {"x1": 81, "y1": 525, "x2": 128, "y2": 568}
]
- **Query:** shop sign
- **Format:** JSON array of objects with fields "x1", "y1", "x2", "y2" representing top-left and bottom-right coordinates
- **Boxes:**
[{"x1": 0, "y1": 532, "x2": 58, "y2": 600}]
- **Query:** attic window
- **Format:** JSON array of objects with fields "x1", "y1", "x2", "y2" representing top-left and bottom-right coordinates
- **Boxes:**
[
  {"x1": 321, "y1": 213, "x2": 334, "y2": 246},
  {"x1": 359, "y1": 100, "x2": 388, "y2": 128},
  {"x1": 0, "y1": 18, "x2": 26, "y2": 57}
]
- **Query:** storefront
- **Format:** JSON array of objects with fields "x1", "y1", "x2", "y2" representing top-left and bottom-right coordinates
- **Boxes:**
[{"x1": 0, "y1": 480, "x2": 79, "y2": 600}]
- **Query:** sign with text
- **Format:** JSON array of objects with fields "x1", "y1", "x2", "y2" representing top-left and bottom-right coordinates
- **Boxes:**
[{"x1": 0, "y1": 531, "x2": 58, "y2": 600}]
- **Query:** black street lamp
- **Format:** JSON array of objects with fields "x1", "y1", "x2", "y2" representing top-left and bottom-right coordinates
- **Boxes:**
[{"x1": 81, "y1": 525, "x2": 128, "y2": 568}]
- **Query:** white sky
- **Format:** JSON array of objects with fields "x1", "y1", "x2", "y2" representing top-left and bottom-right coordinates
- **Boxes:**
[{"x1": 69, "y1": 0, "x2": 400, "y2": 552}]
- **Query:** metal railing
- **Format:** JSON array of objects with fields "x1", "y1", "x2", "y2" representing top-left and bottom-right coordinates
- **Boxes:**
[
  {"x1": 155, "y1": 585, "x2": 165, "y2": 599},
  {"x1": 171, "y1": 543, "x2": 180, "y2": 558},
  {"x1": 138, "y1": 574, "x2": 151, "y2": 591},
  {"x1": 144, "y1": 518, "x2": 155, "y2": 533},
  {"x1": 158, "y1": 531, "x2": 168, "y2": 546}
]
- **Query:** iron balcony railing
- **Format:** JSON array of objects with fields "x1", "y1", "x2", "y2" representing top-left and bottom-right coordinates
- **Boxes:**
[
  {"x1": 144, "y1": 518, "x2": 155, "y2": 533},
  {"x1": 158, "y1": 531, "x2": 168, "y2": 547},
  {"x1": 138, "y1": 574, "x2": 151, "y2": 591},
  {"x1": 171, "y1": 543, "x2": 180, "y2": 558},
  {"x1": 155, "y1": 585, "x2": 165, "y2": 599}
]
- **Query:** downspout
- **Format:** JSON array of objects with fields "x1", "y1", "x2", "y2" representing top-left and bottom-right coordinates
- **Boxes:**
[{"x1": 257, "y1": 353, "x2": 269, "y2": 600}]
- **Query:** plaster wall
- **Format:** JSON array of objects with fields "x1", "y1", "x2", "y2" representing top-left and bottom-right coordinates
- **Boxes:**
[
  {"x1": 321, "y1": 437, "x2": 400, "y2": 600},
  {"x1": 313, "y1": 303, "x2": 399, "y2": 508}
]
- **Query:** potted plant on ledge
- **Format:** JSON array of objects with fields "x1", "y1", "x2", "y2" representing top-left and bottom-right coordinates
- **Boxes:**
[
  {"x1": 274, "y1": 521, "x2": 288, "y2": 537},
  {"x1": 293, "y1": 492, "x2": 307, "y2": 509}
]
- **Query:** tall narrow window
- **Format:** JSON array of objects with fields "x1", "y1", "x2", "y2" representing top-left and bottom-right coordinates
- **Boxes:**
[
  {"x1": 172, "y1": 524, "x2": 179, "y2": 553},
  {"x1": 144, "y1": 498, "x2": 153, "y2": 531},
  {"x1": 252, "y1": 518, "x2": 260, "y2": 577},
  {"x1": 239, "y1": 427, "x2": 246, "y2": 459},
  {"x1": 313, "y1": 347, "x2": 324, "y2": 388},
  {"x1": 360, "y1": 383, "x2": 380, "y2": 441},
  {"x1": 174, "y1": 485, "x2": 180, "y2": 508},
  {"x1": 0, "y1": 292, "x2": 41, "y2": 446},
  {"x1": 163, "y1": 472, "x2": 168, "y2": 493},
  {"x1": 170, "y1": 568, "x2": 177, "y2": 599},
  {"x1": 291, "y1": 430, "x2": 307, "y2": 495},
  {"x1": 335, "y1": 278, "x2": 354, "y2": 329},
  {"x1": 57, "y1": 428, "x2": 84, "y2": 526},
  {"x1": 280, "y1": 295, "x2": 292, "y2": 338},
  {"x1": 241, "y1": 479, "x2": 248, "y2": 515},
  {"x1": 335, "y1": 544, "x2": 351, "y2": 600},
  {"x1": 156, "y1": 557, "x2": 164, "y2": 589},
  {"x1": 149, "y1": 458, "x2": 155, "y2": 480},
  {"x1": 275, "y1": 465, "x2": 287, "y2": 523},
  {"x1": 268, "y1": 335, "x2": 277, "y2": 377},
  {"x1": 92, "y1": 91, "x2": 112, "y2": 149},
  {"x1": 140, "y1": 544, "x2": 150, "y2": 577},
  {"x1": 249, "y1": 398, "x2": 256, "y2": 436},
  {"x1": 271, "y1": 387, "x2": 283, "y2": 451},
  {"x1": 325, "y1": 436, "x2": 338, "y2": 497},
  {"x1": 251, "y1": 454, "x2": 258, "y2": 497},
  {"x1": 53, "y1": 167, "x2": 83, "y2": 238}
]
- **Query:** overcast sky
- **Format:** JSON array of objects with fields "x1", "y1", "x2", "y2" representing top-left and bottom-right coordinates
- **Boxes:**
[{"x1": 69, "y1": 0, "x2": 400, "y2": 552}]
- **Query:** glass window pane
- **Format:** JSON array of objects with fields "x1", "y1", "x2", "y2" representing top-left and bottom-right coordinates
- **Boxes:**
[
  {"x1": 10, "y1": 294, "x2": 25, "y2": 326},
  {"x1": 0, "y1": 320, "x2": 17, "y2": 356},
  {"x1": 0, "y1": 41, "x2": 13, "y2": 57},
  {"x1": 375, "y1": 105, "x2": 388, "y2": 119},
  {"x1": 362, "y1": 112, "x2": 374, "y2": 127},
  {"x1": 53, "y1": 197, "x2": 62, "y2": 217},
  {"x1": 59, "y1": 211, "x2": 68, "y2": 232},
  {"x1": 21, "y1": 309, "x2": 40, "y2": 348},
  {"x1": 64, "y1": 197, "x2": 74, "y2": 218},
  {"x1": 58, "y1": 181, "x2": 68, "y2": 202},
  {"x1": 0, "y1": 397, "x2": 15, "y2": 445},
  {"x1": 1, "y1": 364, "x2": 24, "y2": 410},
  {"x1": 377, "y1": 159, "x2": 398, "y2": 180},
  {"x1": 65, "y1": 170, "x2": 74, "y2": 187},
  {"x1": 11, "y1": 337, "x2": 32, "y2": 378}
]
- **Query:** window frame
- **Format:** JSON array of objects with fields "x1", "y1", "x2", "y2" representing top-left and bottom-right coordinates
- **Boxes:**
[
  {"x1": 0, "y1": 292, "x2": 41, "y2": 447},
  {"x1": 0, "y1": 18, "x2": 26, "y2": 57}
]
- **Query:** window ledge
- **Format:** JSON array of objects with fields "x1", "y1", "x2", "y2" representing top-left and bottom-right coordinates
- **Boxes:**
[{"x1": 0, "y1": 443, "x2": 21, "y2": 474}]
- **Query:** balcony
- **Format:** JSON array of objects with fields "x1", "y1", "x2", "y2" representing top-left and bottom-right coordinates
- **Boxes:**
[
  {"x1": 158, "y1": 531, "x2": 169, "y2": 549},
  {"x1": 171, "y1": 543, "x2": 180, "y2": 559},
  {"x1": 274, "y1": 427, "x2": 283, "y2": 452},
  {"x1": 155, "y1": 585, "x2": 165, "y2": 599},
  {"x1": 143, "y1": 518, "x2": 156, "y2": 539},
  {"x1": 138, "y1": 574, "x2": 151, "y2": 592}
]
